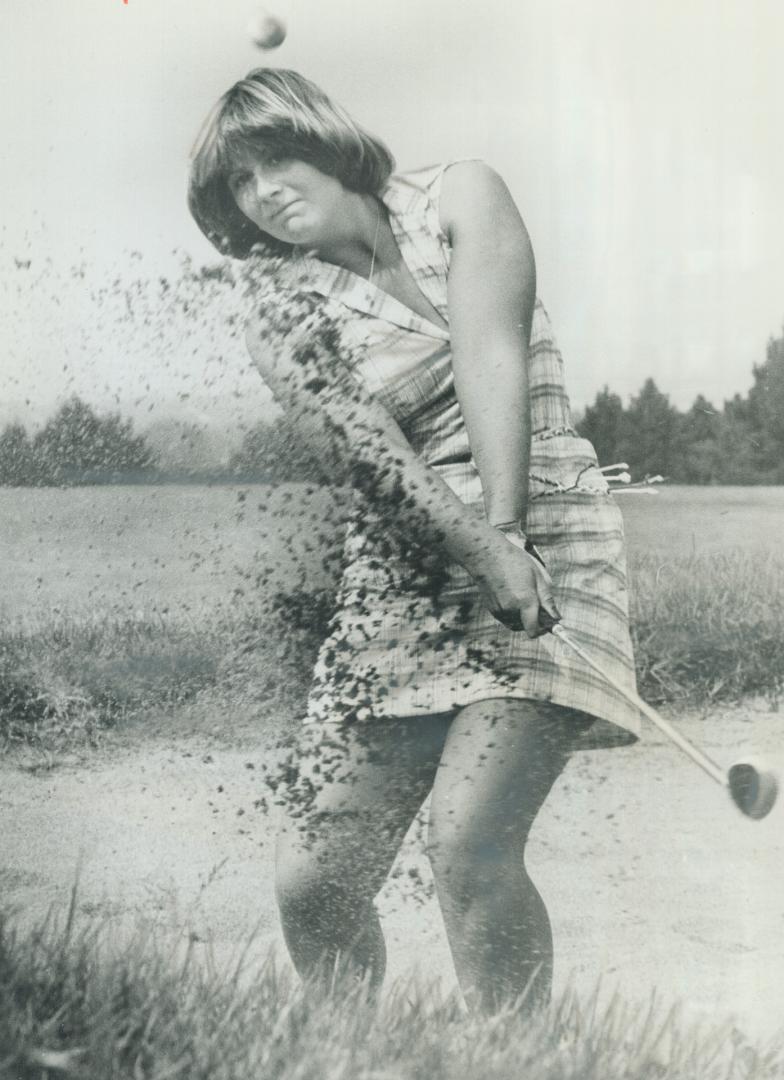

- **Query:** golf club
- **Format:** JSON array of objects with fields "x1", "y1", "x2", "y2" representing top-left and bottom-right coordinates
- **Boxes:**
[{"x1": 545, "y1": 620, "x2": 778, "y2": 820}]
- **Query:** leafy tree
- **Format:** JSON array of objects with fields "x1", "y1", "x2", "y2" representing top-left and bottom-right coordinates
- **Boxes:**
[
  {"x1": 0, "y1": 423, "x2": 36, "y2": 486},
  {"x1": 31, "y1": 397, "x2": 154, "y2": 484},
  {"x1": 577, "y1": 387, "x2": 625, "y2": 467}
]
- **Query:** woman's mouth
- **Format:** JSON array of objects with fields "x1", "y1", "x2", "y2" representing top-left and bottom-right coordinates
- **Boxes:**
[{"x1": 273, "y1": 200, "x2": 301, "y2": 220}]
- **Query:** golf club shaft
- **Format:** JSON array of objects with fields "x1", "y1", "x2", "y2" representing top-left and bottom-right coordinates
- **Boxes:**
[{"x1": 550, "y1": 624, "x2": 727, "y2": 788}]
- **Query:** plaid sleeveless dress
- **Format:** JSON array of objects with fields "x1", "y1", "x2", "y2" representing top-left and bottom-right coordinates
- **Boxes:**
[{"x1": 294, "y1": 163, "x2": 640, "y2": 748}]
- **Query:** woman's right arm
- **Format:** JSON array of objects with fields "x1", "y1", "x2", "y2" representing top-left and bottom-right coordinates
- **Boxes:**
[{"x1": 245, "y1": 301, "x2": 557, "y2": 636}]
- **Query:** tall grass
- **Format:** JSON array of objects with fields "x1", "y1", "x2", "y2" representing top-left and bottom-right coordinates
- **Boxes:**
[
  {"x1": 2, "y1": 550, "x2": 782, "y2": 749},
  {"x1": 0, "y1": 899, "x2": 779, "y2": 1080},
  {"x1": 629, "y1": 549, "x2": 784, "y2": 705},
  {"x1": 0, "y1": 614, "x2": 220, "y2": 747},
  {"x1": 0, "y1": 595, "x2": 325, "y2": 749}
]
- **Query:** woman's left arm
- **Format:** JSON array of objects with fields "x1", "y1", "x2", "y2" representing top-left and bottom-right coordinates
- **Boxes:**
[{"x1": 441, "y1": 161, "x2": 537, "y2": 529}]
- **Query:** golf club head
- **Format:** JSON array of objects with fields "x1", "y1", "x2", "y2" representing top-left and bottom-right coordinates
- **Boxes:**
[{"x1": 727, "y1": 757, "x2": 779, "y2": 820}]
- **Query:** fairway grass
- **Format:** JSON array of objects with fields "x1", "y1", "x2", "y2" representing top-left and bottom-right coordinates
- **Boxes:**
[{"x1": 1, "y1": 898, "x2": 780, "y2": 1080}]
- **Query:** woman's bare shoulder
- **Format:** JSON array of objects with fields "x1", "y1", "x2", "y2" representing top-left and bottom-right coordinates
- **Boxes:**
[{"x1": 438, "y1": 161, "x2": 523, "y2": 243}]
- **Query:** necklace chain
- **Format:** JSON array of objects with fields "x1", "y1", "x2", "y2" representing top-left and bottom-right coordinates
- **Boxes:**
[{"x1": 368, "y1": 202, "x2": 381, "y2": 286}]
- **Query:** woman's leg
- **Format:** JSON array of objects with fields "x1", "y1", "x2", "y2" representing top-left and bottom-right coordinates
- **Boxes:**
[
  {"x1": 427, "y1": 698, "x2": 591, "y2": 1014},
  {"x1": 275, "y1": 715, "x2": 450, "y2": 992}
]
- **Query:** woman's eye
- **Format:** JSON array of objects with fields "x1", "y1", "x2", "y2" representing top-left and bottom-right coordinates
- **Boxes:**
[
  {"x1": 229, "y1": 171, "x2": 252, "y2": 192},
  {"x1": 261, "y1": 152, "x2": 289, "y2": 169}
]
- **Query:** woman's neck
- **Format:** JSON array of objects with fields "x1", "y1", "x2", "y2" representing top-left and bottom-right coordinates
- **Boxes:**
[{"x1": 314, "y1": 193, "x2": 394, "y2": 281}]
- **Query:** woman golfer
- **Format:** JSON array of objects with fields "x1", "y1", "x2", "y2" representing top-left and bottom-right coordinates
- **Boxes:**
[{"x1": 189, "y1": 68, "x2": 640, "y2": 1013}]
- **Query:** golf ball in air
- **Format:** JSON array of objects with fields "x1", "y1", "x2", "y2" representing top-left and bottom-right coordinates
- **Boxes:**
[{"x1": 248, "y1": 11, "x2": 287, "y2": 49}]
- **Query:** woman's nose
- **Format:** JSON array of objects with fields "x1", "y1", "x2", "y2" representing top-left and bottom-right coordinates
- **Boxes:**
[{"x1": 253, "y1": 169, "x2": 283, "y2": 200}]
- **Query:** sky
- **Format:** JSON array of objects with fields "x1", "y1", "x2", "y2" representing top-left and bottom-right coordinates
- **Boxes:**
[{"x1": 2, "y1": 0, "x2": 783, "y2": 436}]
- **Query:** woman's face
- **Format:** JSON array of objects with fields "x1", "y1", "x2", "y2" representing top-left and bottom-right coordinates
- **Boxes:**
[{"x1": 227, "y1": 146, "x2": 346, "y2": 248}]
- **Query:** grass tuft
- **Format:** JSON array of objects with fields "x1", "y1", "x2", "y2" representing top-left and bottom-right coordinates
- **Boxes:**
[
  {"x1": 0, "y1": 901, "x2": 780, "y2": 1080},
  {"x1": 0, "y1": 615, "x2": 222, "y2": 748},
  {"x1": 0, "y1": 596, "x2": 326, "y2": 749},
  {"x1": 629, "y1": 550, "x2": 784, "y2": 706}
]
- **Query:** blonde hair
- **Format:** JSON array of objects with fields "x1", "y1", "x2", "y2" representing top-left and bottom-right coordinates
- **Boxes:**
[{"x1": 188, "y1": 68, "x2": 396, "y2": 258}]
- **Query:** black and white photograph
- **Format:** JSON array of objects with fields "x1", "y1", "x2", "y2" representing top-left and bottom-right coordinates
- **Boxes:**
[{"x1": 1, "y1": 1, "x2": 783, "y2": 1075}]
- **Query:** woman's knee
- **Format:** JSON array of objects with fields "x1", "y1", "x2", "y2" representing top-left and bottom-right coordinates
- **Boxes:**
[
  {"x1": 426, "y1": 785, "x2": 524, "y2": 908},
  {"x1": 427, "y1": 829, "x2": 510, "y2": 903},
  {"x1": 277, "y1": 820, "x2": 338, "y2": 902},
  {"x1": 426, "y1": 699, "x2": 587, "y2": 891},
  {"x1": 274, "y1": 818, "x2": 385, "y2": 928}
]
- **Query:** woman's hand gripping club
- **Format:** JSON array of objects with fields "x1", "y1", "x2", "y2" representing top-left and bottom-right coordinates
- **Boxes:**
[{"x1": 474, "y1": 523, "x2": 561, "y2": 638}]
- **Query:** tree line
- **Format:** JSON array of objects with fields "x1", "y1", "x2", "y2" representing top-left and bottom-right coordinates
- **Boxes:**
[
  {"x1": 0, "y1": 396, "x2": 332, "y2": 487},
  {"x1": 0, "y1": 398, "x2": 153, "y2": 486},
  {"x1": 578, "y1": 327, "x2": 784, "y2": 484},
  {"x1": 2, "y1": 325, "x2": 783, "y2": 487}
]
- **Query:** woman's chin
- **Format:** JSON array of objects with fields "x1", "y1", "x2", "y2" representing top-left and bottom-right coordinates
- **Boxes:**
[{"x1": 280, "y1": 219, "x2": 316, "y2": 245}]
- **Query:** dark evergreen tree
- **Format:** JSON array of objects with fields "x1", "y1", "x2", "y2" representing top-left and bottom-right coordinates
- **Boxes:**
[
  {"x1": 715, "y1": 410, "x2": 762, "y2": 484},
  {"x1": 675, "y1": 395, "x2": 722, "y2": 483},
  {"x1": 618, "y1": 378, "x2": 682, "y2": 479},
  {"x1": 744, "y1": 328, "x2": 784, "y2": 481},
  {"x1": 577, "y1": 386, "x2": 625, "y2": 467}
]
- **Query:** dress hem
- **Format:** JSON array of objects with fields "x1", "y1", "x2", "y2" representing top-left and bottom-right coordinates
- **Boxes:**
[{"x1": 303, "y1": 688, "x2": 640, "y2": 751}]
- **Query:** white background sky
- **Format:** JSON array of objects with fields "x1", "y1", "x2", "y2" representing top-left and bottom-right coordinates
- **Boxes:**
[{"x1": 2, "y1": 0, "x2": 783, "y2": 435}]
